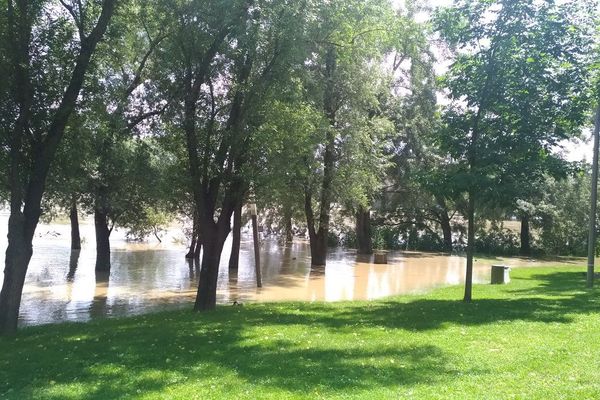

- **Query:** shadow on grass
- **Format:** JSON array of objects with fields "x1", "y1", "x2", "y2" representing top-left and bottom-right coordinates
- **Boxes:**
[{"x1": 0, "y1": 271, "x2": 597, "y2": 399}]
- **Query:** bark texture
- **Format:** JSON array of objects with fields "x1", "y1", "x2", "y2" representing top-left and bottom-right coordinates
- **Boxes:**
[
  {"x1": 520, "y1": 214, "x2": 531, "y2": 256},
  {"x1": 356, "y1": 207, "x2": 373, "y2": 255},
  {"x1": 70, "y1": 197, "x2": 81, "y2": 250}
]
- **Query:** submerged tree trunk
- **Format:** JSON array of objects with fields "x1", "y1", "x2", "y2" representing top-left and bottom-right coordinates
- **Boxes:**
[
  {"x1": 520, "y1": 214, "x2": 531, "y2": 256},
  {"x1": 229, "y1": 201, "x2": 242, "y2": 269},
  {"x1": 464, "y1": 193, "x2": 475, "y2": 302},
  {"x1": 356, "y1": 207, "x2": 373, "y2": 255},
  {"x1": 70, "y1": 196, "x2": 81, "y2": 250},
  {"x1": 94, "y1": 208, "x2": 111, "y2": 272}
]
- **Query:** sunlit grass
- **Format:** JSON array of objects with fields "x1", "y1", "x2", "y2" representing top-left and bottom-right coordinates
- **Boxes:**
[{"x1": 1, "y1": 266, "x2": 599, "y2": 399}]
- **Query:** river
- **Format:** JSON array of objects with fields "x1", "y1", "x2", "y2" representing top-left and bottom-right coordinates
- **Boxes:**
[{"x1": 0, "y1": 214, "x2": 551, "y2": 327}]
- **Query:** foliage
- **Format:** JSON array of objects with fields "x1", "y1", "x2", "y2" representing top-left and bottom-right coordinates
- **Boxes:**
[
  {"x1": 474, "y1": 223, "x2": 520, "y2": 256},
  {"x1": 533, "y1": 172, "x2": 594, "y2": 256}
]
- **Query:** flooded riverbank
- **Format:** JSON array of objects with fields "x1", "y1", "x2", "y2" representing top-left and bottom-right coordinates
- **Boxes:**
[{"x1": 0, "y1": 216, "x2": 581, "y2": 327}]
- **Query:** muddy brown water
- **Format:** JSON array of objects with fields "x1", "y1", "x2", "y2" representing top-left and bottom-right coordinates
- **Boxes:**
[{"x1": 0, "y1": 216, "x2": 564, "y2": 327}]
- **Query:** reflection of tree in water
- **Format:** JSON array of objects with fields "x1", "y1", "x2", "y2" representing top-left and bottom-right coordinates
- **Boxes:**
[
  {"x1": 309, "y1": 265, "x2": 326, "y2": 278},
  {"x1": 90, "y1": 271, "x2": 110, "y2": 319},
  {"x1": 187, "y1": 259, "x2": 200, "y2": 281},
  {"x1": 228, "y1": 266, "x2": 240, "y2": 304},
  {"x1": 66, "y1": 250, "x2": 81, "y2": 282}
]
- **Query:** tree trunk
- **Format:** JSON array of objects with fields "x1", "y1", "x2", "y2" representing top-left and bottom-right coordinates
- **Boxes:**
[
  {"x1": 304, "y1": 189, "x2": 328, "y2": 266},
  {"x1": 186, "y1": 236, "x2": 197, "y2": 259},
  {"x1": 520, "y1": 214, "x2": 531, "y2": 256},
  {"x1": 0, "y1": 216, "x2": 32, "y2": 335},
  {"x1": 356, "y1": 207, "x2": 373, "y2": 255},
  {"x1": 310, "y1": 231, "x2": 328, "y2": 266},
  {"x1": 588, "y1": 106, "x2": 600, "y2": 288},
  {"x1": 67, "y1": 249, "x2": 81, "y2": 282},
  {"x1": 94, "y1": 208, "x2": 111, "y2": 272},
  {"x1": 440, "y1": 212, "x2": 452, "y2": 252},
  {"x1": 185, "y1": 211, "x2": 199, "y2": 259},
  {"x1": 434, "y1": 196, "x2": 452, "y2": 252},
  {"x1": 303, "y1": 45, "x2": 337, "y2": 267},
  {"x1": 0, "y1": 0, "x2": 117, "y2": 336},
  {"x1": 229, "y1": 201, "x2": 242, "y2": 269},
  {"x1": 464, "y1": 193, "x2": 475, "y2": 302},
  {"x1": 194, "y1": 230, "x2": 202, "y2": 259},
  {"x1": 284, "y1": 208, "x2": 293, "y2": 243},
  {"x1": 70, "y1": 197, "x2": 81, "y2": 250},
  {"x1": 194, "y1": 224, "x2": 228, "y2": 311}
]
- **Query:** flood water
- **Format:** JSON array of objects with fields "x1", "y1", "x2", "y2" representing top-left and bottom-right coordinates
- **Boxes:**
[{"x1": 0, "y1": 214, "x2": 554, "y2": 327}]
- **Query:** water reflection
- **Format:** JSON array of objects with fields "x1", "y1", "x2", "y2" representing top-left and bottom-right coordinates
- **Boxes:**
[
  {"x1": 67, "y1": 250, "x2": 80, "y2": 282},
  {"x1": 0, "y1": 217, "x2": 569, "y2": 327}
]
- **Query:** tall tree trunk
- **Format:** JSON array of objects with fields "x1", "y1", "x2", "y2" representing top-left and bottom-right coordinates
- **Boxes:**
[
  {"x1": 284, "y1": 208, "x2": 293, "y2": 243},
  {"x1": 194, "y1": 222, "x2": 229, "y2": 311},
  {"x1": 94, "y1": 208, "x2": 111, "y2": 272},
  {"x1": 520, "y1": 214, "x2": 531, "y2": 256},
  {"x1": 305, "y1": 189, "x2": 329, "y2": 266},
  {"x1": 310, "y1": 232, "x2": 328, "y2": 266},
  {"x1": 67, "y1": 249, "x2": 81, "y2": 282},
  {"x1": 229, "y1": 201, "x2": 242, "y2": 269},
  {"x1": 70, "y1": 196, "x2": 81, "y2": 250},
  {"x1": 304, "y1": 45, "x2": 337, "y2": 267},
  {"x1": 0, "y1": 217, "x2": 32, "y2": 335},
  {"x1": 0, "y1": 0, "x2": 117, "y2": 336},
  {"x1": 185, "y1": 211, "x2": 199, "y2": 259},
  {"x1": 587, "y1": 106, "x2": 600, "y2": 288},
  {"x1": 464, "y1": 193, "x2": 475, "y2": 302},
  {"x1": 356, "y1": 206, "x2": 373, "y2": 255},
  {"x1": 440, "y1": 212, "x2": 452, "y2": 252},
  {"x1": 434, "y1": 196, "x2": 452, "y2": 252}
]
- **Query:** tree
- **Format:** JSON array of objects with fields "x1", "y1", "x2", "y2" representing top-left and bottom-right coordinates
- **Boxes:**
[
  {"x1": 0, "y1": 0, "x2": 117, "y2": 335},
  {"x1": 299, "y1": 0, "x2": 398, "y2": 265},
  {"x1": 154, "y1": 0, "x2": 314, "y2": 310},
  {"x1": 434, "y1": 0, "x2": 594, "y2": 301}
]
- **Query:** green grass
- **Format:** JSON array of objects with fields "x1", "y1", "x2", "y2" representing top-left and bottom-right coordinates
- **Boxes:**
[{"x1": 2, "y1": 266, "x2": 600, "y2": 399}]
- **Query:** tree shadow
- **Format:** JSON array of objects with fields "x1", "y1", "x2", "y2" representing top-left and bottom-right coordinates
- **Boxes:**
[
  {"x1": 1, "y1": 270, "x2": 598, "y2": 399},
  {"x1": 0, "y1": 311, "x2": 471, "y2": 399}
]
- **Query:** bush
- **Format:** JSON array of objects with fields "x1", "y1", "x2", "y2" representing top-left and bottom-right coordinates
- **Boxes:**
[{"x1": 474, "y1": 226, "x2": 520, "y2": 256}]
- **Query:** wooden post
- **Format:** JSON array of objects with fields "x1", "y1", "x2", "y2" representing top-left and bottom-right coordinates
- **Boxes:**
[
  {"x1": 250, "y1": 203, "x2": 262, "y2": 288},
  {"x1": 587, "y1": 106, "x2": 600, "y2": 288}
]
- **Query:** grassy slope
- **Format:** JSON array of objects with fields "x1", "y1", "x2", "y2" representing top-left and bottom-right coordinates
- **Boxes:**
[{"x1": 1, "y1": 266, "x2": 599, "y2": 400}]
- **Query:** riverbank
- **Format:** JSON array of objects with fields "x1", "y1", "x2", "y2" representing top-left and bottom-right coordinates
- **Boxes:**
[{"x1": 2, "y1": 265, "x2": 599, "y2": 399}]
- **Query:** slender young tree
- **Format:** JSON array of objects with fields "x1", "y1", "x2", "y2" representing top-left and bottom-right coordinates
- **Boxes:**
[
  {"x1": 587, "y1": 107, "x2": 600, "y2": 287},
  {"x1": 434, "y1": 0, "x2": 594, "y2": 301}
]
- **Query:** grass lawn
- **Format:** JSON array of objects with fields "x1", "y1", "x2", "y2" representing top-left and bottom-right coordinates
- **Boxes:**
[{"x1": 1, "y1": 266, "x2": 600, "y2": 399}]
